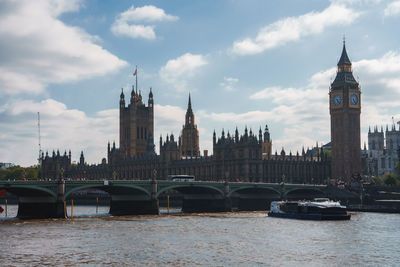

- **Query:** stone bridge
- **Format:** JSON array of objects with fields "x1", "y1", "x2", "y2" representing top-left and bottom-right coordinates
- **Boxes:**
[{"x1": 0, "y1": 180, "x2": 327, "y2": 219}]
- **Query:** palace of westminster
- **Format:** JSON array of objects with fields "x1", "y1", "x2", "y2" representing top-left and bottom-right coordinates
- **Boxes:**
[{"x1": 42, "y1": 42, "x2": 386, "y2": 184}]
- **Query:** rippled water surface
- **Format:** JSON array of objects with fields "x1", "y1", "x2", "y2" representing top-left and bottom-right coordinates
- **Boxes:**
[{"x1": 1, "y1": 205, "x2": 399, "y2": 266}]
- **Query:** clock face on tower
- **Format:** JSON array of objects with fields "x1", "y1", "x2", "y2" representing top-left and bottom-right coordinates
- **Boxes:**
[
  {"x1": 350, "y1": 93, "x2": 358, "y2": 105},
  {"x1": 333, "y1": 94, "x2": 342, "y2": 106}
]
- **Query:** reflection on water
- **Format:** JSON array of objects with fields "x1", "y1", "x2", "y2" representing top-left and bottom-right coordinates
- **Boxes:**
[
  {"x1": 0, "y1": 204, "x2": 111, "y2": 219},
  {"x1": 1, "y1": 206, "x2": 399, "y2": 266},
  {"x1": 0, "y1": 205, "x2": 182, "y2": 219}
]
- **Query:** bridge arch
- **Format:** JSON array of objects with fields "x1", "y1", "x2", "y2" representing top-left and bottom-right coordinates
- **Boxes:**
[
  {"x1": 228, "y1": 185, "x2": 281, "y2": 211},
  {"x1": 65, "y1": 184, "x2": 151, "y2": 199},
  {"x1": 157, "y1": 184, "x2": 225, "y2": 198},
  {"x1": 2, "y1": 185, "x2": 57, "y2": 199},
  {"x1": 284, "y1": 188, "x2": 326, "y2": 199},
  {"x1": 228, "y1": 186, "x2": 280, "y2": 197}
]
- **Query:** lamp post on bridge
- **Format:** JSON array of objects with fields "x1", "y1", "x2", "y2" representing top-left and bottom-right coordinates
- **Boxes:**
[
  {"x1": 225, "y1": 171, "x2": 230, "y2": 182},
  {"x1": 224, "y1": 171, "x2": 231, "y2": 212},
  {"x1": 360, "y1": 178, "x2": 364, "y2": 208},
  {"x1": 57, "y1": 168, "x2": 66, "y2": 218},
  {"x1": 153, "y1": 169, "x2": 157, "y2": 181},
  {"x1": 280, "y1": 174, "x2": 285, "y2": 200},
  {"x1": 151, "y1": 169, "x2": 158, "y2": 204}
]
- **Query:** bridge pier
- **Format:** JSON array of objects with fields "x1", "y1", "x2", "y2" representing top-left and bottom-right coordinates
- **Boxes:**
[
  {"x1": 109, "y1": 199, "x2": 159, "y2": 215},
  {"x1": 109, "y1": 180, "x2": 159, "y2": 216},
  {"x1": 17, "y1": 200, "x2": 65, "y2": 219},
  {"x1": 236, "y1": 197, "x2": 276, "y2": 211},
  {"x1": 182, "y1": 197, "x2": 231, "y2": 213},
  {"x1": 17, "y1": 180, "x2": 66, "y2": 219}
]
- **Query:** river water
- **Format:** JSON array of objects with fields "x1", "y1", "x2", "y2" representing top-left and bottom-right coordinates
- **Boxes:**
[{"x1": 0, "y1": 205, "x2": 399, "y2": 266}]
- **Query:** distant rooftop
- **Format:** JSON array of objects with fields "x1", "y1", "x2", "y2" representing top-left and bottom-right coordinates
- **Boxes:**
[{"x1": 0, "y1": 162, "x2": 15, "y2": 169}]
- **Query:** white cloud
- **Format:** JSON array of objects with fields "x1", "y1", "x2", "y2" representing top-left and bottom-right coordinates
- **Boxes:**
[
  {"x1": 193, "y1": 68, "x2": 337, "y2": 153},
  {"x1": 330, "y1": 0, "x2": 382, "y2": 5},
  {"x1": 353, "y1": 50, "x2": 400, "y2": 105},
  {"x1": 0, "y1": 70, "x2": 45, "y2": 95},
  {"x1": 154, "y1": 104, "x2": 186, "y2": 152},
  {"x1": 0, "y1": 98, "x2": 119, "y2": 166},
  {"x1": 0, "y1": 98, "x2": 191, "y2": 166},
  {"x1": 117, "y1": 5, "x2": 178, "y2": 23},
  {"x1": 241, "y1": 50, "x2": 400, "y2": 152},
  {"x1": 231, "y1": 3, "x2": 360, "y2": 55},
  {"x1": 111, "y1": 5, "x2": 178, "y2": 40},
  {"x1": 198, "y1": 85, "x2": 330, "y2": 154},
  {"x1": 220, "y1": 77, "x2": 239, "y2": 92},
  {"x1": 384, "y1": 1, "x2": 400, "y2": 16},
  {"x1": 111, "y1": 23, "x2": 156, "y2": 40},
  {"x1": 0, "y1": 0, "x2": 127, "y2": 95},
  {"x1": 159, "y1": 53, "x2": 208, "y2": 92},
  {"x1": 48, "y1": 0, "x2": 82, "y2": 16},
  {"x1": 355, "y1": 51, "x2": 400, "y2": 75},
  {"x1": 249, "y1": 49, "x2": 400, "y2": 124}
]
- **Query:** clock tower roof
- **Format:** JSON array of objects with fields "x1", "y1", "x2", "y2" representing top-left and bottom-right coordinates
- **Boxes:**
[
  {"x1": 331, "y1": 40, "x2": 358, "y2": 89},
  {"x1": 337, "y1": 41, "x2": 351, "y2": 66}
]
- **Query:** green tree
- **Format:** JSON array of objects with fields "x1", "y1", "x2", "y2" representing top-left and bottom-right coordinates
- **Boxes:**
[
  {"x1": 0, "y1": 165, "x2": 40, "y2": 180},
  {"x1": 322, "y1": 150, "x2": 332, "y2": 158},
  {"x1": 6, "y1": 166, "x2": 24, "y2": 180},
  {"x1": 383, "y1": 174, "x2": 398, "y2": 186},
  {"x1": 372, "y1": 176, "x2": 383, "y2": 185},
  {"x1": 25, "y1": 166, "x2": 39, "y2": 180},
  {"x1": 0, "y1": 168, "x2": 7, "y2": 180}
]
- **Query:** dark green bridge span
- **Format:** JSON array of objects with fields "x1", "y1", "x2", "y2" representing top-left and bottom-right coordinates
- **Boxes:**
[{"x1": 0, "y1": 180, "x2": 326, "y2": 219}]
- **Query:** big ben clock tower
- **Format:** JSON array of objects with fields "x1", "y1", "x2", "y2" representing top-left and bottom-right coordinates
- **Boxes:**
[{"x1": 330, "y1": 40, "x2": 361, "y2": 182}]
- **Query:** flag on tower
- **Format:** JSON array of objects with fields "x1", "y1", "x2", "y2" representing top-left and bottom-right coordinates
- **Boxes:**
[{"x1": 133, "y1": 68, "x2": 137, "y2": 76}]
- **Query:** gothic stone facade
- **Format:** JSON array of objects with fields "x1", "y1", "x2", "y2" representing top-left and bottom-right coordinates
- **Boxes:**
[
  {"x1": 42, "y1": 131, "x2": 330, "y2": 184},
  {"x1": 42, "y1": 75, "x2": 331, "y2": 184},
  {"x1": 119, "y1": 86, "x2": 154, "y2": 158},
  {"x1": 362, "y1": 125, "x2": 400, "y2": 177}
]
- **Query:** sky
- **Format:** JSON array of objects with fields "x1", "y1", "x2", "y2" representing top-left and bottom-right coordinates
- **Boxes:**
[{"x1": 1, "y1": 0, "x2": 400, "y2": 167}]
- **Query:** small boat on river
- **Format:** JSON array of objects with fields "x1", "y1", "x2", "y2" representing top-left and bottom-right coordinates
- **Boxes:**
[{"x1": 268, "y1": 198, "x2": 351, "y2": 220}]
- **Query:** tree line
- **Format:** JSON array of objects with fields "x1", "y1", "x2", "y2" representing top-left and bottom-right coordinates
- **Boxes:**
[{"x1": 0, "y1": 165, "x2": 40, "y2": 180}]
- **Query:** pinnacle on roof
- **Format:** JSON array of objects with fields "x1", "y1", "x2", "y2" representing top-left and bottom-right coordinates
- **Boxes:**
[
  {"x1": 188, "y1": 93, "x2": 192, "y2": 111},
  {"x1": 338, "y1": 39, "x2": 351, "y2": 66},
  {"x1": 131, "y1": 85, "x2": 135, "y2": 97}
]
